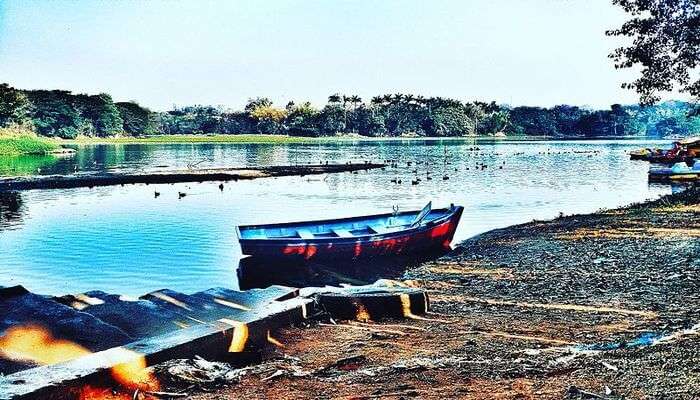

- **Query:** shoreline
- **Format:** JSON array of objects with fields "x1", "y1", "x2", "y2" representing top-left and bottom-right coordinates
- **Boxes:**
[
  {"x1": 58, "y1": 134, "x2": 540, "y2": 145},
  {"x1": 53, "y1": 134, "x2": 665, "y2": 146},
  {"x1": 183, "y1": 185, "x2": 699, "y2": 399},
  {"x1": 0, "y1": 185, "x2": 696, "y2": 398}
]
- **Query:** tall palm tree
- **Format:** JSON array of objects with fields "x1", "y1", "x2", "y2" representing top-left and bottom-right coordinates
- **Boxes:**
[
  {"x1": 350, "y1": 95, "x2": 362, "y2": 110},
  {"x1": 328, "y1": 94, "x2": 341, "y2": 104},
  {"x1": 347, "y1": 95, "x2": 362, "y2": 133},
  {"x1": 341, "y1": 95, "x2": 350, "y2": 132}
]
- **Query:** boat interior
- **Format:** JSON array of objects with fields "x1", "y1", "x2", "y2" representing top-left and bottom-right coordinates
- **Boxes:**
[{"x1": 238, "y1": 203, "x2": 452, "y2": 240}]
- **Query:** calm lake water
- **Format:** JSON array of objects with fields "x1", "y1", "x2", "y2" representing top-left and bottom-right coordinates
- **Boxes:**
[{"x1": 0, "y1": 139, "x2": 672, "y2": 296}]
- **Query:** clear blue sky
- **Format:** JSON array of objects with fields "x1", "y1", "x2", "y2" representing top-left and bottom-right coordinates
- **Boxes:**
[{"x1": 0, "y1": 0, "x2": 653, "y2": 111}]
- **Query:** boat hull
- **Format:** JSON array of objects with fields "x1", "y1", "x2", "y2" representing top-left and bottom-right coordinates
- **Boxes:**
[
  {"x1": 638, "y1": 156, "x2": 696, "y2": 164},
  {"x1": 648, "y1": 171, "x2": 700, "y2": 182},
  {"x1": 238, "y1": 206, "x2": 463, "y2": 261}
]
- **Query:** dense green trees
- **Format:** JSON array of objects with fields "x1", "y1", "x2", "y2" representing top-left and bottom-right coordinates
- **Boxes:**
[
  {"x1": 115, "y1": 102, "x2": 157, "y2": 136},
  {"x1": 24, "y1": 90, "x2": 84, "y2": 138},
  {"x1": 73, "y1": 93, "x2": 123, "y2": 136},
  {"x1": 0, "y1": 82, "x2": 698, "y2": 138},
  {"x1": 247, "y1": 98, "x2": 287, "y2": 134},
  {"x1": 0, "y1": 84, "x2": 30, "y2": 127},
  {"x1": 286, "y1": 101, "x2": 320, "y2": 136}
]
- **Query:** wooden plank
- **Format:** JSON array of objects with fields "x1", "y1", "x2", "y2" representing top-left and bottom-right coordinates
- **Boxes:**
[
  {"x1": 332, "y1": 228, "x2": 354, "y2": 238},
  {"x1": 0, "y1": 297, "x2": 313, "y2": 400},
  {"x1": 368, "y1": 224, "x2": 387, "y2": 234},
  {"x1": 297, "y1": 229, "x2": 314, "y2": 239}
]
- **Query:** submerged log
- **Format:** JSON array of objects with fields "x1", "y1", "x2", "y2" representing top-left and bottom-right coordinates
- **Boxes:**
[{"x1": 0, "y1": 163, "x2": 385, "y2": 191}]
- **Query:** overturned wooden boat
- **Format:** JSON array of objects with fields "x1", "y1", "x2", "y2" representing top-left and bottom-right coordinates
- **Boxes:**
[{"x1": 237, "y1": 202, "x2": 464, "y2": 261}]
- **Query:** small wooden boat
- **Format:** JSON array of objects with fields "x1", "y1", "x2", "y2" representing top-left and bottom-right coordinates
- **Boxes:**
[{"x1": 237, "y1": 202, "x2": 464, "y2": 261}]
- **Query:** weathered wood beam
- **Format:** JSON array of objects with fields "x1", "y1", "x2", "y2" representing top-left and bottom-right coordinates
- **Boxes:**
[
  {"x1": 0, "y1": 163, "x2": 385, "y2": 191},
  {"x1": 0, "y1": 297, "x2": 312, "y2": 400}
]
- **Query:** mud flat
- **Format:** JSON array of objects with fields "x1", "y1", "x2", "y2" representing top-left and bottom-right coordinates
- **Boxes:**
[
  {"x1": 0, "y1": 163, "x2": 384, "y2": 191},
  {"x1": 180, "y1": 186, "x2": 699, "y2": 399}
]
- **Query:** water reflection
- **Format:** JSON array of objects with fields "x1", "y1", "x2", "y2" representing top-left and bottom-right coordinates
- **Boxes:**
[
  {"x1": 237, "y1": 250, "x2": 448, "y2": 290},
  {"x1": 67, "y1": 144, "x2": 155, "y2": 173},
  {"x1": 0, "y1": 191, "x2": 24, "y2": 230},
  {"x1": 647, "y1": 182, "x2": 694, "y2": 194},
  {"x1": 0, "y1": 139, "x2": 677, "y2": 296}
]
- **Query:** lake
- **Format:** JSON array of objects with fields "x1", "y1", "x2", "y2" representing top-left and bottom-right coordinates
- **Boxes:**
[{"x1": 0, "y1": 138, "x2": 672, "y2": 296}]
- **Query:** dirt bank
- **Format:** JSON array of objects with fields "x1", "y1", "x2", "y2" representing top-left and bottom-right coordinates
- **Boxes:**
[
  {"x1": 182, "y1": 186, "x2": 699, "y2": 399},
  {"x1": 0, "y1": 163, "x2": 385, "y2": 191}
]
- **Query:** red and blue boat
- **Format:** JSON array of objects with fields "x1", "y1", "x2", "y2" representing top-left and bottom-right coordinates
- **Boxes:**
[
  {"x1": 236, "y1": 202, "x2": 463, "y2": 261},
  {"x1": 648, "y1": 161, "x2": 700, "y2": 182}
]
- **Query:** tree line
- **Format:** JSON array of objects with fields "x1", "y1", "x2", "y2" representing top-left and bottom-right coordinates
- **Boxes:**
[{"x1": 1, "y1": 83, "x2": 698, "y2": 139}]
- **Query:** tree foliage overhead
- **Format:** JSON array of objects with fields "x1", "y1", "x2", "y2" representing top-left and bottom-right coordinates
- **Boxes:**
[
  {"x1": 607, "y1": 0, "x2": 700, "y2": 105},
  {"x1": 0, "y1": 83, "x2": 699, "y2": 138}
]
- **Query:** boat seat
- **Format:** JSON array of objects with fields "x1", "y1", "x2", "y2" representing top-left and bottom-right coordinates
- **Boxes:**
[
  {"x1": 297, "y1": 229, "x2": 315, "y2": 239},
  {"x1": 332, "y1": 228, "x2": 353, "y2": 238},
  {"x1": 368, "y1": 224, "x2": 388, "y2": 234}
]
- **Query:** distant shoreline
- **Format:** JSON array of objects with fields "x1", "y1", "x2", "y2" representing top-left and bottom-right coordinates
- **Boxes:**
[
  {"x1": 59, "y1": 134, "x2": 534, "y2": 145},
  {"x1": 56, "y1": 134, "x2": 667, "y2": 146},
  {"x1": 0, "y1": 132, "x2": 674, "y2": 158}
]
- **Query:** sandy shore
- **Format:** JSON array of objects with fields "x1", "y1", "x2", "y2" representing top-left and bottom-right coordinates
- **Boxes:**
[{"x1": 178, "y1": 186, "x2": 699, "y2": 399}]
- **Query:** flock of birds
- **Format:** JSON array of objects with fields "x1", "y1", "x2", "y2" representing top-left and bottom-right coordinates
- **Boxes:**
[
  {"x1": 158, "y1": 147, "x2": 604, "y2": 196},
  {"x1": 379, "y1": 148, "x2": 601, "y2": 186},
  {"x1": 386, "y1": 159, "x2": 508, "y2": 186},
  {"x1": 382, "y1": 147, "x2": 513, "y2": 186},
  {"x1": 53, "y1": 147, "x2": 603, "y2": 198}
]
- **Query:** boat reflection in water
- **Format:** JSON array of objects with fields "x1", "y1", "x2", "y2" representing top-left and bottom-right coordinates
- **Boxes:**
[
  {"x1": 236, "y1": 202, "x2": 463, "y2": 289},
  {"x1": 648, "y1": 181, "x2": 696, "y2": 195},
  {"x1": 0, "y1": 191, "x2": 24, "y2": 231},
  {"x1": 236, "y1": 249, "x2": 449, "y2": 290}
]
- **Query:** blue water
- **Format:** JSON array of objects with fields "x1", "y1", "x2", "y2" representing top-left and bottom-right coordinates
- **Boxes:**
[
  {"x1": 0, "y1": 139, "x2": 672, "y2": 296},
  {"x1": 579, "y1": 332, "x2": 660, "y2": 351}
]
